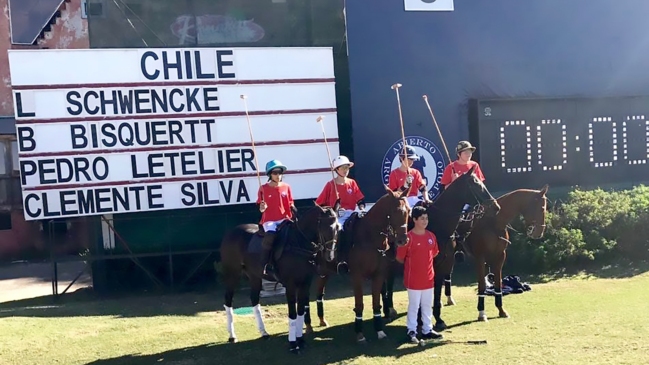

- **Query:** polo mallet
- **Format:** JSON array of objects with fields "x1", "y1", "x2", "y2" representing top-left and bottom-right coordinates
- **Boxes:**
[
  {"x1": 391, "y1": 83, "x2": 413, "y2": 199},
  {"x1": 316, "y1": 115, "x2": 340, "y2": 206},
  {"x1": 423, "y1": 94, "x2": 455, "y2": 174},
  {"x1": 241, "y1": 94, "x2": 264, "y2": 204},
  {"x1": 441, "y1": 339, "x2": 488, "y2": 345}
]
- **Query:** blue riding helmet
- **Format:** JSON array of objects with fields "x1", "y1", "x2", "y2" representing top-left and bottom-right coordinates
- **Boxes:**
[
  {"x1": 399, "y1": 145, "x2": 420, "y2": 160},
  {"x1": 265, "y1": 159, "x2": 288, "y2": 175}
]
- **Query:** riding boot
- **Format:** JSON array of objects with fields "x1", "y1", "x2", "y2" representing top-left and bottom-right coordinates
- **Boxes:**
[
  {"x1": 260, "y1": 232, "x2": 277, "y2": 276},
  {"x1": 336, "y1": 230, "x2": 350, "y2": 274}
]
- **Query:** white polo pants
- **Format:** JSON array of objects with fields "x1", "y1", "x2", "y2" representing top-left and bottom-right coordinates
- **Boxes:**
[{"x1": 406, "y1": 288, "x2": 434, "y2": 334}]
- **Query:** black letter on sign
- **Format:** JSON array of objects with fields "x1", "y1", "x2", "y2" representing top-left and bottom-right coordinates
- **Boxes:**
[
  {"x1": 141, "y1": 51, "x2": 160, "y2": 80},
  {"x1": 24, "y1": 193, "x2": 42, "y2": 218},
  {"x1": 66, "y1": 91, "x2": 82, "y2": 116},
  {"x1": 20, "y1": 160, "x2": 36, "y2": 185},
  {"x1": 147, "y1": 185, "x2": 164, "y2": 209},
  {"x1": 70, "y1": 125, "x2": 88, "y2": 149},
  {"x1": 196, "y1": 50, "x2": 215, "y2": 79},
  {"x1": 181, "y1": 183, "x2": 196, "y2": 206},
  {"x1": 15, "y1": 92, "x2": 36, "y2": 117},
  {"x1": 216, "y1": 50, "x2": 235, "y2": 79},
  {"x1": 17, "y1": 126, "x2": 36, "y2": 152}
]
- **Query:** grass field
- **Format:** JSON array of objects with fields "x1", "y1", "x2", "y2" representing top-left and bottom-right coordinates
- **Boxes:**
[{"x1": 1, "y1": 262, "x2": 649, "y2": 365}]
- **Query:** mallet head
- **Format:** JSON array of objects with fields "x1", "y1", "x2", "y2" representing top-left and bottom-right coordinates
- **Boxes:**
[
  {"x1": 422, "y1": 94, "x2": 428, "y2": 100},
  {"x1": 316, "y1": 115, "x2": 324, "y2": 123},
  {"x1": 240, "y1": 95, "x2": 247, "y2": 99},
  {"x1": 391, "y1": 83, "x2": 402, "y2": 90}
]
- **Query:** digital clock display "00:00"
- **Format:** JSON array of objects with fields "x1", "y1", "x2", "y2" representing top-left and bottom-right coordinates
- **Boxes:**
[{"x1": 469, "y1": 96, "x2": 649, "y2": 192}]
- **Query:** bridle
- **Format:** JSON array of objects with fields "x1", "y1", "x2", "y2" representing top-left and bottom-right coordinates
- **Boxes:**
[{"x1": 293, "y1": 208, "x2": 339, "y2": 261}]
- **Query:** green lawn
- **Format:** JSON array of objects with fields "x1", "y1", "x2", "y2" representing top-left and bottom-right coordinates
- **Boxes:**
[{"x1": 1, "y1": 263, "x2": 648, "y2": 365}]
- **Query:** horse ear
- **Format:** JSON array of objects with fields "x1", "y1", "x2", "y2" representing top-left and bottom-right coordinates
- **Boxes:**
[{"x1": 539, "y1": 184, "x2": 549, "y2": 195}]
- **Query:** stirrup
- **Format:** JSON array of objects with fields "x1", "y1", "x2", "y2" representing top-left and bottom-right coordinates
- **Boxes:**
[
  {"x1": 263, "y1": 264, "x2": 275, "y2": 276},
  {"x1": 336, "y1": 261, "x2": 349, "y2": 274}
]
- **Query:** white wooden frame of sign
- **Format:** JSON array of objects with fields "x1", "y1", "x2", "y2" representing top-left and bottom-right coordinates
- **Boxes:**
[{"x1": 8, "y1": 47, "x2": 339, "y2": 221}]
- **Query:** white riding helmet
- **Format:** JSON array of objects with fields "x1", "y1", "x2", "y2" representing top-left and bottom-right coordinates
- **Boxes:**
[{"x1": 332, "y1": 155, "x2": 354, "y2": 170}]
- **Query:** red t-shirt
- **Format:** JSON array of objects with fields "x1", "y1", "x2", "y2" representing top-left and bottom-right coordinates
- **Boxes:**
[
  {"x1": 388, "y1": 168, "x2": 425, "y2": 197},
  {"x1": 440, "y1": 161, "x2": 486, "y2": 186},
  {"x1": 256, "y1": 182, "x2": 294, "y2": 224},
  {"x1": 315, "y1": 179, "x2": 364, "y2": 210},
  {"x1": 396, "y1": 230, "x2": 439, "y2": 290}
]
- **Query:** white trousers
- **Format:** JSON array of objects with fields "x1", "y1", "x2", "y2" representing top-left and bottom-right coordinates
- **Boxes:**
[
  {"x1": 406, "y1": 196, "x2": 421, "y2": 209},
  {"x1": 406, "y1": 288, "x2": 434, "y2": 334},
  {"x1": 337, "y1": 209, "x2": 354, "y2": 228},
  {"x1": 262, "y1": 219, "x2": 287, "y2": 232}
]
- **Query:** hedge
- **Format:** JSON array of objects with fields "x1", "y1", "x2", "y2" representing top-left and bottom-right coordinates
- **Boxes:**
[{"x1": 504, "y1": 185, "x2": 649, "y2": 271}]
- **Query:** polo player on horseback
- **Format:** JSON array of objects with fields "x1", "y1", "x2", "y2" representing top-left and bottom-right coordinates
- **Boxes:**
[
  {"x1": 257, "y1": 159, "x2": 298, "y2": 277},
  {"x1": 315, "y1": 155, "x2": 366, "y2": 274},
  {"x1": 389, "y1": 145, "x2": 432, "y2": 209},
  {"x1": 440, "y1": 140, "x2": 487, "y2": 258}
]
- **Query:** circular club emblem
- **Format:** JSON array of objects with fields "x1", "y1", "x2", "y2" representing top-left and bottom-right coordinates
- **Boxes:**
[{"x1": 381, "y1": 136, "x2": 446, "y2": 201}]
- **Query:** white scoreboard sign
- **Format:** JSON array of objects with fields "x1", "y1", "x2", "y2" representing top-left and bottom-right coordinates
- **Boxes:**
[{"x1": 8, "y1": 47, "x2": 339, "y2": 220}]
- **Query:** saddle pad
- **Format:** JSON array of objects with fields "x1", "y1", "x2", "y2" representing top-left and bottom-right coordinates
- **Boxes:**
[{"x1": 247, "y1": 233, "x2": 264, "y2": 254}]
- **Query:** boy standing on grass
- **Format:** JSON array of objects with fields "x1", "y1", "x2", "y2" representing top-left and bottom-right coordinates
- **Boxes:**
[{"x1": 396, "y1": 205, "x2": 443, "y2": 343}]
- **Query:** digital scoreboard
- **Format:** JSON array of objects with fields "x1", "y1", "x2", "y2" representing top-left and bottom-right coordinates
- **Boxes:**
[{"x1": 469, "y1": 96, "x2": 649, "y2": 192}]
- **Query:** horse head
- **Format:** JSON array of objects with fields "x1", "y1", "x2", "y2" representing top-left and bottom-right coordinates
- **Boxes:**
[
  {"x1": 376, "y1": 185, "x2": 410, "y2": 247},
  {"x1": 308, "y1": 200, "x2": 341, "y2": 262},
  {"x1": 521, "y1": 184, "x2": 549, "y2": 239},
  {"x1": 451, "y1": 165, "x2": 501, "y2": 216}
]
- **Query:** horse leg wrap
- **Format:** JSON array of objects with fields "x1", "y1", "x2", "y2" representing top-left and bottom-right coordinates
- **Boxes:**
[
  {"x1": 477, "y1": 295, "x2": 486, "y2": 311},
  {"x1": 253, "y1": 304, "x2": 268, "y2": 336},
  {"x1": 288, "y1": 317, "x2": 297, "y2": 344},
  {"x1": 304, "y1": 305, "x2": 312, "y2": 326},
  {"x1": 373, "y1": 309, "x2": 383, "y2": 332},
  {"x1": 224, "y1": 305, "x2": 236, "y2": 340},
  {"x1": 296, "y1": 314, "x2": 304, "y2": 339},
  {"x1": 444, "y1": 277, "x2": 452, "y2": 296},
  {"x1": 495, "y1": 292, "x2": 503, "y2": 308},
  {"x1": 317, "y1": 295, "x2": 325, "y2": 319},
  {"x1": 354, "y1": 309, "x2": 363, "y2": 333}
]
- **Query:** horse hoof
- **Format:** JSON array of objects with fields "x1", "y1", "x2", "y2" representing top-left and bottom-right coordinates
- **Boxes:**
[
  {"x1": 289, "y1": 347, "x2": 301, "y2": 355},
  {"x1": 228, "y1": 337, "x2": 237, "y2": 343},
  {"x1": 433, "y1": 321, "x2": 447, "y2": 331},
  {"x1": 319, "y1": 319, "x2": 329, "y2": 327},
  {"x1": 297, "y1": 337, "x2": 306, "y2": 348},
  {"x1": 377, "y1": 330, "x2": 388, "y2": 340},
  {"x1": 446, "y1": 297, "x2": 456, "y2": 306},
  {"x1": 499, "y1": 311, "x2": 510, "y2": 319},
  {"x1": 305, "y1": 325, "x2": 314, "y2": 334},
  {"x1": 356, "y1": 334, "x2": 367, "y2": 343},
  {"x1": 478, "y1": 315, "x2": 488, "y2": 322},
  {"x1": 389, "y1": 308, "x2": 398, "y2": 319},
  {"x1": 261, "y1": 333, "x2": 271, "y2": 340}
]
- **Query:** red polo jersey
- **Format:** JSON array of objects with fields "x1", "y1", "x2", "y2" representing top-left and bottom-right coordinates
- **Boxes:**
[
  {"x1": 440, "y1": 161, "x2": 485, "y2": 186},
  {"x1": 315, "y1": 179, "x2": 364, "y2": 210},
  {"x1": 388, "y1": 168, "x2": 425, "y2": 197},
  {"x1": 256, "y1": 182, "x2": 294, "y2": 224},
  {"x1": 396, "y1": 229, "x2": 439, "y2": 290}
]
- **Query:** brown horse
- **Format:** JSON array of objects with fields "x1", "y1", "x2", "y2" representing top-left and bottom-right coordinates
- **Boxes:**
[
  {"x1": 433, "y1": 185, "x2": 549, "y2": 329},
  {"x1": 306, "y1": 166, "x2": 501, "y2": 333},
  {"x1": 219, "y1": 203, "x2": 340, "y2": 354},
  {"x1": 322, "y1": 186, "x2": 410, "y2": 343},
  {"x1": 380, "y1": 165, "x2": 501, "y2": 322}
]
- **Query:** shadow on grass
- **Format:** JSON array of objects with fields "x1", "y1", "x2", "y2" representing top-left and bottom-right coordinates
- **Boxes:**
[
  {"x1": 82, "y1": 319, "x2": 445, "y2": 365},
  {"x1": 2, "y1": 259, "x2": 648, "y2": 320},
  {"x1": 445, "y1": 257, "x2": 649, "y2": 288}
]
